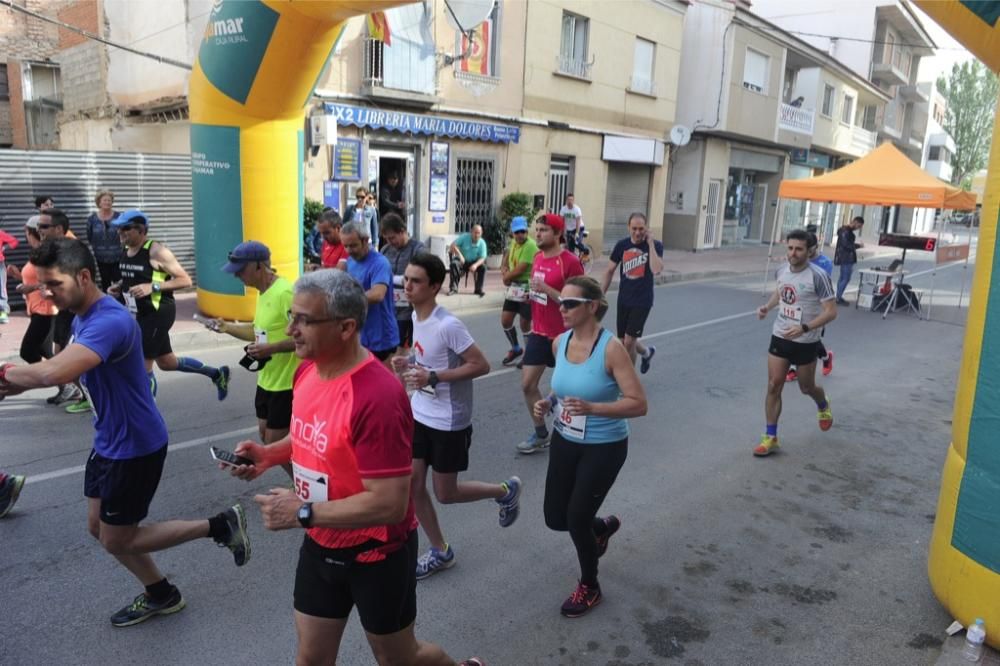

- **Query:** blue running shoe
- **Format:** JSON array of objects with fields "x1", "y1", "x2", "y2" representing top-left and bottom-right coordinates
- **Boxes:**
[
  {"x1": 416, "y1": 545, "x2": 455, "y2": 580},
  {"x1": 497, "y1": 476, "x2": 522, "y2": 528},
  {"x1": 640, "y1": 346, "x2": 656, "y2": 375},
  {"x1": 214, "y1": 366, "x2": 231, "y2": 401},
  {"x1": 516, "y1": 431, "x2": 550, "y2": 455},
  {"x1": 110, "y1": 588, "x2": 185, "y2": 627}
]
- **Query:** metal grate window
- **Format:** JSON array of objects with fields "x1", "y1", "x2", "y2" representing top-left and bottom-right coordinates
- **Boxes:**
[{"x1": 454, "y1": 158, "x2": 495, "y2": 234}]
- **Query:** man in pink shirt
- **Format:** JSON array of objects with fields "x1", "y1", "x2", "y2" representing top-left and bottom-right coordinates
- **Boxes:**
[{"x1": 516, "y1": 213, "x2": 585, "y2": 454}]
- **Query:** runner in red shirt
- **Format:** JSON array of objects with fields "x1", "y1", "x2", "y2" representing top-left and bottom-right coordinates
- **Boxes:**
[
  {"x1": 318, "y1": 210, "x2": 348, "y2": 269},
  {"x1": 226, "y1": 269, "x2": 482, "y2": 665},
  {"x1": 516, "y1": 213, "x2": 585, "y2": 454}
]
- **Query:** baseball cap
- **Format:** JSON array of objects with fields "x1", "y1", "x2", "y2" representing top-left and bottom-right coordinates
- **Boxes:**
[
  {"x1": 539, "y1": 212, "x2": 565, "y2": 234},
  {"x1": 510, "y1": 216, "x2": 528, "y2": 233},
  {"x1": 222, "y1": 240, "x2": 271, "y2": 273},
  {"x1": 25, "y1": 215, "x2": 40, "y2": 230},
  {"x1": 111, "y1": 209, "x2": 149, "y2": 229}
]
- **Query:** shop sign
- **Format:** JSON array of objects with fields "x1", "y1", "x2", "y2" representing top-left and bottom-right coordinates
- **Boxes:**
[
  {"x1": 332, "y1": 139, "x2": 362, "y2": 181},
  {"x1": 790, "y1": 149, "x2": 832, "y2": 170},
  {"x1": 324, "y1": 103, "x2": 520, "y2": 144}
]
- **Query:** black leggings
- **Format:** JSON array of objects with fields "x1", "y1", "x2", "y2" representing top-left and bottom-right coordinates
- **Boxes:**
[
  {"x1": 544, "y1": 432, "x2": 628, "y2": 586},
  {"x1": 20, "y1": 313, "x2": 54, "y2": 363}
]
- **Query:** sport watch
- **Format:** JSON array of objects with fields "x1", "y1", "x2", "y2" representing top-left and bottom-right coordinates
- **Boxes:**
[
  {"x1": 427, "y1": 370, "x2": 440, "y2": 389},
  {"x1": 152, "y1": 282, "x2": 162, "y2": 294},
  {"x1": 297, "y1": 502, "x2": 314, "y2": 528}
]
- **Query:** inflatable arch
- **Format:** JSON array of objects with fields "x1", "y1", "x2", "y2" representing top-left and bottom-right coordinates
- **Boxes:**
[
  {"x1": 190, "y1": 0, "x2": 402, "y2": 321},
  {"x1": 913, "y1": 0, "x2": 1000, "y2": 647}
]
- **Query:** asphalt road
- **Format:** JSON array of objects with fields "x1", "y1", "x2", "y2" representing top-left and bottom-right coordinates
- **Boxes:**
[{"x1": 0, "y1": 254, "x2": 975, "y2": 665}]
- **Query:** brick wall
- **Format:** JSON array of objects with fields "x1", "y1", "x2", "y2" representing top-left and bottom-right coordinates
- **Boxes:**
[
  {"x1": 57, "y1": 0, "x2": 99, "y2": 50},
  {"x1": 0, "y1": 0, "x2": 62, "y2": 61}
]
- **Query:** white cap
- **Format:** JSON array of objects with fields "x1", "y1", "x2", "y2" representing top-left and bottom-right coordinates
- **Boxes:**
[{"x1": 26, "y1": 215, "x2": 40, "y2": 230}]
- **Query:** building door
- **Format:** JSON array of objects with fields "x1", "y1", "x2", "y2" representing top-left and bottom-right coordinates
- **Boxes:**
[
  {"x1": 548, "y1": 157, "x2": 571, "y2": 213},
  {"x1": 703, "y1": 179, "x2": 723, "y2": 248},
  {"x1": 454, "y1": 157, "x2": 495, "y2": 234},
  {"x1": 603, "y1": 164, "x2": 651, "y2": 252},
  {"x1": 368, "y1": 146, "x2": 418, "y2": 241},
  {"x1": 749, "y1": 183, "x2": 767, "y2": 241}
]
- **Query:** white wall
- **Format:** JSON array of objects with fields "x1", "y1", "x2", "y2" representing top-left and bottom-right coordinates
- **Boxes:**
[
  {"x1": 675, "y1": 0, "x2": 733, "y2": 132},
  {"x1": 667, "y1": 139, "x2": 705, "y2": 216}
]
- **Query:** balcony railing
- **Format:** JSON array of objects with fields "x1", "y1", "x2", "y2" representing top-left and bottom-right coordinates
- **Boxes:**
[
  {"x1": 778, "y1": 103, "x2": 815, "y2": 135},
  {"x1": 363, "y1": 37, "x2": 385, "y2": 87},
  {"x1": 556, "y1": 54, "x2": 593, "y2": 80},
  {"x1": 851, "y1": 127, "x2": 877, "y2": 154},
  {"x1": 361, "y1": 36, "x2": 437, "y2": 100},
  {"x1": 629, "y1": 74, "x2": 656, "y2": 96}
]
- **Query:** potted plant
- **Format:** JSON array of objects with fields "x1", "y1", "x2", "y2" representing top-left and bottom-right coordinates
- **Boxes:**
[{"x1": 483, "y1": 215, "x2": 508, "y2": 269}]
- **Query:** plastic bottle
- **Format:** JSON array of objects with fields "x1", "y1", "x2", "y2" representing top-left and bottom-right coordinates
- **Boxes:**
[{"x1": 962, "y1": 618, "x2": 986, "y2": 662}]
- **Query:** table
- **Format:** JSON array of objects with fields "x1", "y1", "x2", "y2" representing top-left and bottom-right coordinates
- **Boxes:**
[{"x1": 856, "y1": 269, "x2": 921, "y2": 319}]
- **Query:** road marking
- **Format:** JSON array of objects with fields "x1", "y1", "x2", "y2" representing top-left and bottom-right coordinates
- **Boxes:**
[{"x1": 25, "y1": 426, "x2": 258, "y2": 485}]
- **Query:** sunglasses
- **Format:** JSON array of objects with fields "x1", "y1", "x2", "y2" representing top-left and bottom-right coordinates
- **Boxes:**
[
  {"x1": 118, "y1": 224, "x2": 140, "y2": 232},
  {"x1": 558, "y1": 297, "x2": 592, "y2": 310},
  {"x1": 37, "y1": 223, "x2": 53, "y2": 229}
]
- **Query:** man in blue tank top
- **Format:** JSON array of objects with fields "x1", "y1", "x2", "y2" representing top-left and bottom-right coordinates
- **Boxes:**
[{"x1": 0, "y1": 238, "x2": 251, "y2": 628}]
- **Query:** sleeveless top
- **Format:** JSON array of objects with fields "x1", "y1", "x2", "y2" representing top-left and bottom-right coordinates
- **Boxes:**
[
  {"x1": 550, "y1": 329, "x2": 629, "y2": 444},
  {"x1": 119, "y1": 239, "x2": 173, "y2": 314}
]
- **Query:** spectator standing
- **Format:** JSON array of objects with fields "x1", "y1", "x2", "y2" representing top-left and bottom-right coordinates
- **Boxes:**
[{"x1": 86, "y1": 190, "x2": 123, "y2": 291}]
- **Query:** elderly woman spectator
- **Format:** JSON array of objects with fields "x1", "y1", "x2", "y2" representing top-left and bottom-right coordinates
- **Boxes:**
[{"x1": 86, "y1": 190, "x2": 122, "y2": 291}]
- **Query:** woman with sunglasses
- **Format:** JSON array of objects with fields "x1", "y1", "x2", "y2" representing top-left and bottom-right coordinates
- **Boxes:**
[{"x1": 533, "y1": 276, "x2": 647, "y2": 618}]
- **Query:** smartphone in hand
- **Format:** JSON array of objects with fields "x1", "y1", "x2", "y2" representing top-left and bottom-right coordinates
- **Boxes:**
[{"x1": 210, "y1": 446, "x2": 254, "y2": 468}]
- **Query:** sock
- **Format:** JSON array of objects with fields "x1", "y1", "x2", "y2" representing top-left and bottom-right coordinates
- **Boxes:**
[
  {"x1": 207, "y1": 513, "x2": 229, "y2": 542},
  {"x1": 816, "y1": 399, "x2": 828, "y2": 411},
  {"x1": 177, "y1": 356, "x2": 220, "y2": 380},
  {"x1": 435, "y1": 543, "x2": 451, "y2": 555},
  {"x1": 145, "y1": 578, "x2": 174, "y2": 602},
  {"x1": 534, "y1": 424, "x2": 549, "y2": 439},
  {"x1": 766, "y1": 424, "x2": 778, "y2": 438},
  {"x1": 147, "y1": 372, "x2": 158, "y2": 398},
  {"x1": 640, "y1": 347, "x2": 652, "y2": 359},
  {"x1": 503, "y1": 326, "x2": 520, "y2": 349}
]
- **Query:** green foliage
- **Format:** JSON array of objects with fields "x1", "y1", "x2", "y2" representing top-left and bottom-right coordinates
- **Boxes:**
[
  {"x1": 303, "y1": 197, "x2": 325, "y2": 232},
  {"x1": 485, "y1": 192, "x2": 540, "y2": 255},
  {"x1": 936, "y1": 61, "x2": 1000, "y2": 186}
]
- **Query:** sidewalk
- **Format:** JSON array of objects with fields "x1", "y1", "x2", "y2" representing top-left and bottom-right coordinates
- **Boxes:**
[{"x1": 0, "y1": 242, "x2": 900, "y2": 363}]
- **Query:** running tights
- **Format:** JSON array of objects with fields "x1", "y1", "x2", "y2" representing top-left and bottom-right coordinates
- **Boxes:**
[
  {"x1": 544, "y1": 432, "x2": 628, "y2": 586},
  {"x1": 20, "y1": 313, "x2": 54, "y2": 363}
]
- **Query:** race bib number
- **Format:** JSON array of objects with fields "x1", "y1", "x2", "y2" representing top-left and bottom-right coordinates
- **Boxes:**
[
  {"x1": 505, "y1": 285, "x2": 528, "y2": 302},
  {"x1": 530, "y1": 272, "x2": 548, "y2": 306},
  {"x1": 778, "y1": 304, "x2": 802, "y2": 324},
  {"x1": 255, "y1": 329, "x2": 268, "y2": 345},
  {"x1": 292, "y1": 463, "x2": 329, "y2": 502},
  {"x1": 123, "y1": 292, "x2": 138, "y2": 315},
  {"x1": 553, "y1": 403, "x2": 587, "y2": 439},
  {"x1": 393, "y1": 289, "x2": 410, "y2": 306}
]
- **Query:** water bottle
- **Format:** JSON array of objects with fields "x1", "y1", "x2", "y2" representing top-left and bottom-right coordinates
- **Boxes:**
[{"x1": 962, "y1": 618, "x2": 986, "y2": 662}]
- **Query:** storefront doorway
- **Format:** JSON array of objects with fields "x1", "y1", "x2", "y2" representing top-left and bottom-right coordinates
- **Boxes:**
[{"x1": 368, "y1": 146, "x2": 417, "y2": 240}]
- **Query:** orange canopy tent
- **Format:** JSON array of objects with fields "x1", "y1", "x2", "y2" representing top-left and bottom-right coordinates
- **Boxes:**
[{"x1": 778, "y1": 143, "x2": 977, "y2": 210}]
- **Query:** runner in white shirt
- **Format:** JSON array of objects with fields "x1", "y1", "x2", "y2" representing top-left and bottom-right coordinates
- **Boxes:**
[{"x1": 391, "y1": 252, "x2": 522, "y2": 581}]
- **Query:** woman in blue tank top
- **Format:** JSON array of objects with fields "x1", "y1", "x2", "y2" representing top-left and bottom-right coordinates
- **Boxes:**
[{"x1": 533, "y1": 276, "x2": 647, "y2": 618}]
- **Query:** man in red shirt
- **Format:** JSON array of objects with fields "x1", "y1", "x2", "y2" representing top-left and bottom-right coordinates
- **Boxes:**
[
  {"x1": 318, "y1": 210, "x2": 348, "y2": 270},
  {"x1": 227, "y1": 269, "x2": 481, "y2": 665},
  {"x1": 517, "y1": 213, "x2": 585, "y2": 454},
  {"x1": 0, "y1": 228, "x2": 20, "y2": 324}
]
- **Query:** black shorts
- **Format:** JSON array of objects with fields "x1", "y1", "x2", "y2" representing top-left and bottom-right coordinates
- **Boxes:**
[
  {"x1": 293, "y1": 531, "x2": 418, "y2": 636},
  {"x1": 370, "y1": 347, "x2": 396, "y2": 362},
  {"x1": 768, "y1": 335, "x2": 820, "y2": 367},
  {"x1": 523, "y1": 333, "x2": 556, "y2": 368},
  {"x1": 137, "y1": 301, "x2": 176, "y2": 359},
  {"x1": 412, "y1": 421, "x2": 472, "y2": 474},
  {"x1": 254, "y1": 386, "x2": 293, "y2": 430},
  {"x1": 53, "y1": 310, "x2": 74, "y2": 347},
  {"x1": 502, "y1": 299, "x2": 532, "y2": 319},
  {"x1": 616, "y1": 305, "x2": 651, "y2": 339},
  {"x1": 84, "y1": 444, "x2": 168, "y2": 526},
  {"x1": 396, "y1": 318, "x2": 413, "y2": 348}
]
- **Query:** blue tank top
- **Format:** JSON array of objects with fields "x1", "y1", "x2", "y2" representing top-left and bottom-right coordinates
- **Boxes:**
[{"x1": 550, "y1": 329, "x2": 629, "y2": 444}]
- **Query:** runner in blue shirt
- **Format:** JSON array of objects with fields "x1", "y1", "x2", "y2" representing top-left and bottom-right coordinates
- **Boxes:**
[{"x1": 0, "y1": 238, "x2": 251, "y2": 628}]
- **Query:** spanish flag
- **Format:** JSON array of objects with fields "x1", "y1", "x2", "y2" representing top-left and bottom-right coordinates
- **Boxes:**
[
  {"x1": 367, "y1": 11, "x2": 392, "y2": 46},
  {"x1": 461, "y1": 19, "x2": 492, "y2": 76}
]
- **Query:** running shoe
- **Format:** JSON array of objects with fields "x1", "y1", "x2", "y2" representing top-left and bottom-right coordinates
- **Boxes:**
[
  {"x1": 0, "y1": 474, "x2": 26, "y2": 518},
  {"x1": 65, "y1": 398, "x2": 91, "y2": 414},
  {"x1": 213, "y1": 366, "x2": 231, "y2": 401},
  {"x1": 497, "y1": 476, "x2": 522, "y2": 528},
  {"x1": 752, "y1": 435, "x2": 779, "y2": 457},
  {"x1": 516, "y1": 360, "x2": 524, "y2": 370},
  {"x1": 459, "y1": 660, "x2": 487, "y2": 666},
  {"x1": 560, "y1": 581, "x2": 602, "y2": 618},
  {"x1": 215, "y1": 504, "x2": 251, "y2": 566},
  {"x1": 110, "y1": 588, "x2": 185, "y2": 627},
  {"x1": 516, "y1": 431, "x2": 551, "y2": 455},
  {"x1": 0, "y1": 312, "x2": 8, "y2": 324},
  {"x1": 415, "y1": 545, "x2": 455, "y2": 580},
  {"x1": 501, "y1": 348, "x2": 523, "y2": 367},
  {"x1": 818, "y1": 398, "x2": 833, "y2": 431},
  {"x1": 596, "y1": 515, "x2": 621, "y2": 558},
  {"x1": 835, "y1": 298, "x2": 850, "y2": 306},
  {"x1": 48, "y1": 384, "x2": 79, "y2": 405},
  {"x1": 822, "y1": 350, "x2": 834, "y2": 377},
  {"x1": 785, "y1": 368, "x2": 798, "y2": 382},
  {"x1": 640, "y1": 346, "x2": 656, "y2": 375}
]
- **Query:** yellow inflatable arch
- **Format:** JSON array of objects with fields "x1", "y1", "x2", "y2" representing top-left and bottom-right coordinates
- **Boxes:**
[
  {"x1": 914, "y1": 0, "x2": 1000, "y2": 647},
  {"x1": 189, "y1": 0, "x2": 401, "y2": 321}
]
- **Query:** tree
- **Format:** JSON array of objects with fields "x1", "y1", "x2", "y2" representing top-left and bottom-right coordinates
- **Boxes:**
[{"x1": 936, "y1": 60, "x2": 999, "y2": 187}]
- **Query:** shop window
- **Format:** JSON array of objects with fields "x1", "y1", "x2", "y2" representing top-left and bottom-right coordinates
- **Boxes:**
[
  {"x1": 742, "y1": 48, "x2": 769, "y2": 94},
  {"x1": 841, "y1": 94, "x2": 855, "y2": 125},
  {"x1": 821, "y1": 84, "x2": 835, "y2": 117},
  {"x1": 631, "y1": 37, "x2": 655, "y2": 95},
  {"x1": 559, "y1": 12, "x2": 591, "y2": 78},
  {"x1": 455, "y1": 157, "x2": 496, "y2": 234}
]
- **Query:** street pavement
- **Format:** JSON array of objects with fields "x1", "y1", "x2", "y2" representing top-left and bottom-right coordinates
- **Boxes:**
[{"x1": 0, "y1": 247, "x2": 980, "y2": 665}]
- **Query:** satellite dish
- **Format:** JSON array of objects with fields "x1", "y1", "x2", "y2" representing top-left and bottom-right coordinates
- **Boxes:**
[
  {"x1": 669, "y1": 125, "x2": 692, "y2": 147},
  {"x1": 445, "y1": 0, "x2": 494, "y2": 31}
]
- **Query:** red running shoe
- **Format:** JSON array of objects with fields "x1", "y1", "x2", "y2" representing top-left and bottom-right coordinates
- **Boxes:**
[
  {"x1": 561, "y1": 581, "x2": 602, "y2": 618},
  {"x1": 822, "y1": 350, "x2": 834, "y2": 376},
  {"x1": 785, "y1": 368, "x2": 798, "y2": 382}
]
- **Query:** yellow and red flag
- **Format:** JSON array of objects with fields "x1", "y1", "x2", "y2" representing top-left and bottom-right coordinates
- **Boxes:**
[
  {"x1": 460, "y1": 18, "x2": 492, "y2": 76},
  {"x1": 367, "y1": 11, "x2": 392, "y2": 46}
]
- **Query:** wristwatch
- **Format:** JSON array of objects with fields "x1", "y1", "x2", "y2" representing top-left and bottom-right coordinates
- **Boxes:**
[
  {"x1": 427, "y1": 371, "x2": 440, "y2": 389},
  {"x1": 297, "y1": 502, "x2": 314, "y2": 528},
  {"x1": 151, "y1": 282, "x2": 161, "y2": 294},
  {"x1": 801, "y1": 322, "x2": 810, "y2": 333}
]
